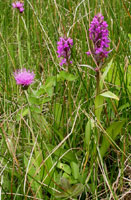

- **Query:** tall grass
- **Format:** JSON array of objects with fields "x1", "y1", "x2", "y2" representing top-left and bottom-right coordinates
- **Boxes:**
[{"x1": 0, "y1": 0, "x2": 131, "y2": 199}]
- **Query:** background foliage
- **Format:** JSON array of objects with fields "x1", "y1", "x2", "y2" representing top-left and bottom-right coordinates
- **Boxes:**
[{"x1": 0, "y1": 0, "x2": 131, "y2": 199}]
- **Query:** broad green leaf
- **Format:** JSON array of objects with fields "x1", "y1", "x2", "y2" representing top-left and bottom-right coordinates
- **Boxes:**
[
  {"x1": 45, "y1": 76, "x2": 56, "y2": 87},
  {"x1": 100, "y1": 120, "x2": 126, "y2": 158},
  {"x1": 29, "y1": 96, "x2": 41, "y2": 105},
  {"x1": 78, "y1": 167, "x2": 89, "y2": 184},
  {"x1": 30, "y1": 106, "x2": 42, "y2": 113},
  {"x1": 95, "y1": 95, "x2": 104, "y2": 121},
  {"x1": 54, "y1": 103, "x2": 62, "y2": 127},
  {"x1": 71, "y1": 162, "x2": 80, "y2": 180},
  {"x1": 57, "y1": 162, "x2": 71, "y2": 174},
  {"x1": 47, "y1": 144, "x2": 77, "y2": 163},
  {"x1": 16, "y1": 107, "x2": 29, "y2": 121},
  {"x1": 42, "y1": 97, "x2": 51, "y2": 104},
  {"x1": 100, "y1": 59, "x2": 113, "y2": 88},
  {"x1": 100, "y1": 91, "x2": 119, "y2": 101},
  {"x1": 35, "y1": 151, "x2": 44, "y2": 180},
  {"x1": 85, "y1": 119, "x2": 92, "y2": 150},
  {"x1": 29, "y1": 95, "x2": 51, "y2": 106},
  {"x1": 63, "y1": 173, "x2": 77, "y2": 184},
  {"x1": 57, "y1": 71, "x2": 77, "y2": 81},
  {"x1": 36, "y1": 76, "x2": 56, "y2": 97},
  {"x1": 36, "y1": 85, "x2": 54, "y2": 97},
  {"x1": 45, "y1": 86, "x2": 54, "y2": 97},
  {"x1": 35, "y1": 85, "x2": 46, "y2": 96}
]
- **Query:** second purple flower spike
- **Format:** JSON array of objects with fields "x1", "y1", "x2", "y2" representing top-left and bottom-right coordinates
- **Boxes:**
[
  {"x1": 12, "y1": 1, "x2": 24, "y2": 13},
  {"x1": 57, "y1": 37, "x2": 73, "y2": 66},
  {"x1": 86, "y1": 13, "x2": 110, "y2": 64}
]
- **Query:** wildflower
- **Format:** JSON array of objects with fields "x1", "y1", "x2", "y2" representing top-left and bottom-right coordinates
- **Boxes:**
[
  {"x1": 57, "y1": 37, "x2": 73, "y2": 66},
  {"x1": 14, "y1": 69, "x2": 35, "y2": 88},
  {"x1": 86, "y1": 13, "x2": 110, "y2": 63},
  {"x1": 12, "y1": 1, "x2": 24, "y2": 13}
]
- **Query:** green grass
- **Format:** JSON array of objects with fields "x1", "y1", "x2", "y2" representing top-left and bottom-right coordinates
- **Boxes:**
[{"x1": 0, "y1": 0, "x2": 131, "y2": 199}]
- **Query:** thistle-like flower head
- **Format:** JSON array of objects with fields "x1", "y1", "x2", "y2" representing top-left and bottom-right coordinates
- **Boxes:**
[
  {"x1": 14, "y1": 69, "x2": 35, "y2": 87},
  {"x1": 12, "y1": 1, "x2": 24, "y2": 13}
]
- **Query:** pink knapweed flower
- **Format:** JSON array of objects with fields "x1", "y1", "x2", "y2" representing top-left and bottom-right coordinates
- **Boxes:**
[
  {"x1": 12, "y1": 1, "x2": 24, "y2": 13},
  {"x1": 57, "y1": 37, "x2": 73, "y2": 66},
  {"x1": 14, "y1": 69, "x2": 35, "y2": 87}
]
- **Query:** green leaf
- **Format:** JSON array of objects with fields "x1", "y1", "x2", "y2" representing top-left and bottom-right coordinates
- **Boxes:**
[
  {"x1": 52, "y1": 127, "x2": 64, "y2": 140},
  {"x1": 60, "y1": 177, "x2": 71, "y2": 190},
  {"x1": 127, "y1": 65, "x2": 131, "y2": 93},
  {"x1": 29, "y1": 96, "x2": 41, "y2": 105},
  {"x1": 71, "y1": 162, "x2": 80, "y2": 180},
  {"x1": 55, "y1": 191, "x2": 69, "y2": 198},
  {"x1": 16, "y1": 108, "x2": 29, "y2": 121},
  {"x1": 42, "y1": 156, "x2": 55, "y2": 186},
  {"x1": 57, "y1": 162, "x2": 71, "y2": 174},
  {"x1": 55, "y1": 183, "x2": 84, "y2": 199},
  {"x1": 100, "y1": 59, "x2": 113, "y2": 88},
  {"x1": 35, "y1": 151, "x2": 44, "y2": 180},
  {"x1": 100, "y1": 91, "x2": 119, "y2": 101},
  {"x1": 45, "y1": 76, "x2": 56, "y2": 87},
  {"x1": 54, "y1": 103, "x2": 62, "y2": 127},
  {"x1": 85, "y1": 119, "x2": 92, "y2": 150},
  {"x1": 128, "y1": 33, "x2": 131, "y2": 40},
  {"x1": 57, "y1": 71, "x2": 77, "y2": 81},
  {"x1": 118, "y1": 103, "x2": 130, "y2": 111},
  {"x1": 35, "y1": 85, "x2": 46, "y2": 96},
  {"x1": 79, "y1": 167, "x2": 89, "y2": 184},
  {"x1": 45, "y1": 86, "x2": 54, "y2": 97},
  {"x1": 30, "y1": 106, "x2": 42, "y2": 113},
  {"x1": 47, "y1": 144, "x2": 77, "y2": 163},
  {"x1": 68, "y1": 183, "x2": 84, "y2": 198},
  {"x1": 62, "y1": 173, "x2": 77, "y2": 184},
  {"x1": 36, "y1": 76, "x2": 56, "y2": 97},
  {"x1": 100, "y1": 120, "x2": 126, "y2": 158},
  {"x1": 41, "y1": 97, "x2": 51, "y2": 104},
  {"x1": 95, "y1": 95, "x2": 104, "y2": 121}
]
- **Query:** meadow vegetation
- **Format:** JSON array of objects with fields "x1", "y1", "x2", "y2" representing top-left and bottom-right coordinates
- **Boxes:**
[{"x1": 0, "y1": 0, "x2": 131, "y2": 199}]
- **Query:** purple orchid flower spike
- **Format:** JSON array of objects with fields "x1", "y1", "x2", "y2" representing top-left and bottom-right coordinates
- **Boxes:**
[
  {"x1": 86, "y1": 13, "x2": 110, "y2": 65},
  {"x1": 57, "y1": 37, "x2": 73, "y2": 66}
]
